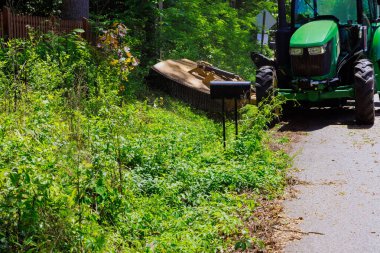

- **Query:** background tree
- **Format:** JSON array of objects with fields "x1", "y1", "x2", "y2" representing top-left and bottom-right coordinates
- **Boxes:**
[
  {"x1": 0, "y1": 0, "x2": 278, "y2": 76},
  {"x1": 0, "y1": 0, "x2": 62, "y2": 16},
  {"x1": 62, "y1": 0, "x2": 89, "y2": 20}
]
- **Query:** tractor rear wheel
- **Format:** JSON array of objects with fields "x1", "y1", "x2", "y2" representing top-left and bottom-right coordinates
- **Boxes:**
[
  {"x1": 255, "y1": 66, "x2": 275, "y2": 105},
  {"x1": 354, "y1": 59, "x2": 375, "y2": 125}
]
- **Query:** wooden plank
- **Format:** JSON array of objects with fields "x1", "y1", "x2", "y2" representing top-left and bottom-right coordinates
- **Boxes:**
[
  {"x1": 83, "y1": 18, "x2": 90, "y2": 42},
  {"x1": 0, "y1": 12, "x2": 3, "y2": 37},
  {"x1": 20, "y1": 15, "x2": 23, "y2": 38},
  {"x1": 17, "y1": 15, "x2": 20, "y2": 38},
  {"x1": 9, "y1": 8, "x2": 13, "y2": 39},
  {"x1": 20, "y1": 15, "x2": 24, "y2": 38},
  {"x1": 3, "y1": 7, "x2": 10, "y2": 40},
  {"x1": 12, "y1": 13, "x2": 16, "y2": 39},
  {"x1": 23, "y1": 15, "x2": 26, "y2": 38}
]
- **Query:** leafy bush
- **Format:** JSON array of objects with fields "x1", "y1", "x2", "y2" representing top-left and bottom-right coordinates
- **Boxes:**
[
  {"x1": 5, "y1": 0, "x2": 63, "y2": 16},
  {"x1": 90, "y1": 0, "x2": 278, "y2": 80},
  {"x1": 159, "y1": 0, "x2": 257, "y2": 79}
]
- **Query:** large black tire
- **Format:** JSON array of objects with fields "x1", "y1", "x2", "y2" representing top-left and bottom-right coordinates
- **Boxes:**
[
  {"x1": 255, "y1": 66, "x2": 275, "y2": 105},
  {"x1": 354, "y1": 59, "x2": 375, "y2": 125}
]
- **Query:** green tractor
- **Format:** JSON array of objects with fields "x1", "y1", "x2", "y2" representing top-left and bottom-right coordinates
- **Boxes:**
[{"x1": 252, "y1": 0, "x2": 380, "y2": 124}]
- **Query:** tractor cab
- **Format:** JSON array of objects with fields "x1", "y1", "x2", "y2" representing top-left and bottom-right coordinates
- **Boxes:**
[
  {"x1": 253, "y1": 0, "x2": 380, "y2": 124},
  {"x1": 290, "y1": 0, "x2": 375, "y2": 82}
]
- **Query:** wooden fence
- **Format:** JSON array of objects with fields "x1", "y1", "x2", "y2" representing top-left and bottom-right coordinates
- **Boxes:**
[{"x1": 0, "y1": 7, "x2": 93, "y2": 42}]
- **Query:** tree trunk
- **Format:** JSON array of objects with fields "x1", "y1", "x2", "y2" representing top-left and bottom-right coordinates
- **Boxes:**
[
  {"x1": 62, "y1": 0, "x2": 89, "y2": 20},
  {"x1": 230, "y1": 0, "x2": 243, "y2": 9},
  {"x1": 139, "y1": 0, "x2": 159, "y2": 67}
]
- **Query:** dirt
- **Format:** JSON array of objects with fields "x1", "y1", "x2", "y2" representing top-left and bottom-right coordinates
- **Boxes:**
[{"x1": 276, "y1": 99, "x2": 380, "y2": 253}]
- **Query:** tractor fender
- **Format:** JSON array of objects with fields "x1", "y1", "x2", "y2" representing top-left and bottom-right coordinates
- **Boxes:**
[
  {"x1": 370, "y1": 27, "x2": 380, "y2": 92},
  {"x1": 371, "y1": 27, "x2": 380, "y2": 62}
]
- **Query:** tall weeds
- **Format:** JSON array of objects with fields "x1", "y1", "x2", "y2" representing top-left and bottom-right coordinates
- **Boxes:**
[{"x1": 0, "y1": 30, "x2": 289, "y2": 252}]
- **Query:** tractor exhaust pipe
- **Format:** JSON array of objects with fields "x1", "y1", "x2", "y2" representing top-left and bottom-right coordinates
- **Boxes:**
[
  {"x1": 274, "y1": 0, "x2": 291, "y2": 86},
  {"x1": 278, "y1": 0, "x2": 287, "y2": 29}
]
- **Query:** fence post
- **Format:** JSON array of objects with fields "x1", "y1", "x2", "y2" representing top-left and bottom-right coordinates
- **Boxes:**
[
  {"x1": 82, "y1": 17, "x2": 90, "y2": 43},
  {"x1": 3, "y1": 7, "x2": 12, "y2": 41},
  {"x1": 51, "y1": 16, "x2": 57, "y2": 32}
]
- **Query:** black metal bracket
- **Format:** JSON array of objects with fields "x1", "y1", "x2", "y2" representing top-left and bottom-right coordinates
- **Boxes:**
[
  {"x1": 220, "y1": 98, "x2": 239, "y2": 149},
  {"x1": 210, "y1": 81, "x2": 251, "y2": 149},
  {"x1": 251, "y1": 52, "x2": 276, "y2": 69}
]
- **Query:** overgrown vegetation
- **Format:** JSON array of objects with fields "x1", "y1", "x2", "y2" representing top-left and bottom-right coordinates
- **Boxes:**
[
  {"x1": 0, "y1": 26, "x2": 289, "y2": 251},
  {"x1": 4, "y1": 0, "x2": 277, "y2": 77},
  {"x1": 0, "y1": 1, "x2": 292, "y2": 252},
  {"x1": 0, "y1": 0, "x2": 63, "y2": 16},
  {"x1": 89, "y1": 0, "x2": 277, "y2": 79}
]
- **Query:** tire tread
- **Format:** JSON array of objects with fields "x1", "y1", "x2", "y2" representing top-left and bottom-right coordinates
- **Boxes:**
[{"x1": 354, "y1": 59, "x2": 375, "y2": 125}]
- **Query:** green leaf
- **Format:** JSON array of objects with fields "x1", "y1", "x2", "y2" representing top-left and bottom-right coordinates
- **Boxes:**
[{"x1": 73, "y1": 28, "x2": 85, "y2": 34}]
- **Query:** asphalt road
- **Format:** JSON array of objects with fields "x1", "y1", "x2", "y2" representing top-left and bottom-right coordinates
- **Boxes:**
[{"x1": 281, "y1": 98, "x2": 380, "y2": 253}]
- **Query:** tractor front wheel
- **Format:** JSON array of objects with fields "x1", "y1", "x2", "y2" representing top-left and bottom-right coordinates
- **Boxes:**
[
  {"x1": 354, "y1": 59, "x2": 375, "y2": 125},
  {"x1": 255, "y1": 66, "x2": 275, "y2": 105}
]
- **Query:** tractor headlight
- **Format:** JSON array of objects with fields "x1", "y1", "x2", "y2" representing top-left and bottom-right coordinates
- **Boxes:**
[
  {"x1": 308, "y1": 45, "x2": 327, "y2": 55},
  {"x1": 289, "y1": 48, "x2": 303, "y2": 56}
]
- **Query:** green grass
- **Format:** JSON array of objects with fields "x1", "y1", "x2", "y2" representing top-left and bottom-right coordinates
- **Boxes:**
[{"x1": 0, "y1": 34, "x2": 289, "y2": 252}]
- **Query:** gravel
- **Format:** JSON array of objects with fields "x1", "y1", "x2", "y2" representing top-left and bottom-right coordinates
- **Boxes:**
[{"x1": 281, "y1": 97, "x2": 380, "y2": 253}]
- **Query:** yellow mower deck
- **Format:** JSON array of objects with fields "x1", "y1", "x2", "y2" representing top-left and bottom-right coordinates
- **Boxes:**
[{"x1": 149, "y1": 59, "x2": 256, "y2": 112}]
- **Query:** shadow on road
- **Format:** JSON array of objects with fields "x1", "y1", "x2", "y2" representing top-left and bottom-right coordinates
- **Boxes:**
[{"x1": 279, "y1": 105, "x2": 380, "y2": 132}]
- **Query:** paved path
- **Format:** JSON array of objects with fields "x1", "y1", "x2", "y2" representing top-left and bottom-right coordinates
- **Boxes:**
[{"x1": 281, "y1": 99, "x2": 380, "y2": 253}]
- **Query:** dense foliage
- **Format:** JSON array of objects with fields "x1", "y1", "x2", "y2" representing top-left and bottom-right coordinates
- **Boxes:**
[
  {"x1": 3, "y1": 0, "x2": 278, "y2": 79},
  {"x1": 89, "y1": 0, "x2": 277, "y2": 79},
  {"x1": 0, "y1": 0, "x2": 62, "y2": 15},
  {"x1": 0, "y1": 1, "x2": 291, "y2": 252},
  {"x1": 0, "y1": 30, "x2": 289, "y2": 252}
]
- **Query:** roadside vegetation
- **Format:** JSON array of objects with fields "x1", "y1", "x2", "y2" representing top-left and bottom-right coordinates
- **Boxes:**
[{"x1": 0, "y1": 0, "x2": 289, "y2": 252}]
